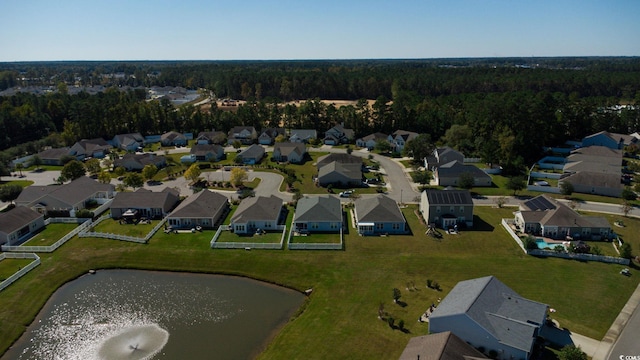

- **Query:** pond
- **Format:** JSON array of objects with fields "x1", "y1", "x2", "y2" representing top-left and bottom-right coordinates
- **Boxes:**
[{"x1": 2, "y1": 270, "x2": 305, "y2": 360}]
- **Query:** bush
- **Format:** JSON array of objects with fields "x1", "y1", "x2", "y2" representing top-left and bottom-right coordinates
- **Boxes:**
[{"x1": 76, "y1": 209, "x2": 94, "y2": 218}]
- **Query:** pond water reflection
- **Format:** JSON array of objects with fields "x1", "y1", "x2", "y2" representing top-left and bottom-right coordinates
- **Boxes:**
[{"x1": 3, "y1": 270, "x2": 304, "y2": 360}]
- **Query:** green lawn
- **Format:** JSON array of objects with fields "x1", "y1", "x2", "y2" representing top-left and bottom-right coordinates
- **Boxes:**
[
  {"x1": 22, "y1": 223, "x2": 79, "y2": 246},
  {"x1": 0, "y1": 259, "x2": 33, "y2": 281},
  {"x1": 216, "y1": 229, "x2": 284, "y2": 243},
  {"x1": 0, "y1": 206, "x2": 638, "y2": 360},
  {"x1": 0, "y1": 179, "x2": 34, "y2": 187},
  {"x1": 290, "y1": 232, "x2": 342, "y2": 244},
  {"x1": 91, "y1": 219, "x2": 156, "y2": 238}
]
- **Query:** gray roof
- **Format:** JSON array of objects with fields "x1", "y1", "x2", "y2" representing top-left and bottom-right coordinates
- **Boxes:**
[
  {"x1": 231, "y1": 195, "x2": 282, "y2": 223},
  {"x1": 583, "y1": 131, "x2": 637, "y2": 146},
  {"x1": 113, "y1": 133, "x2": 143, "y2": 145},
  {"x1": 37, "y1": 147, "x2": 72, "y2": 160},
  {"x1": 16, "y1": 176, "x2": 114, "y2": 208},
  {"x1": 191, "y1": 144, "x2": 223, "y2": 156},
  {"x1": 392, "y1": 129, "x2": 419, "y2": 141},
  {"x1": 73, "y1": 138, "x2": 111, "y2": 154},
  {"x1": 359, "y1": 132, "x2": 388, "y2": 142},
  {"x1": 289, "y1": 129, "x2": 317, "y2": 139},
  {"x1": 111, "y1": 188, "x2": 179, "y2": 210},
  {"x1": 0, "y1": 206, "x2": 43, "y2": 234},
  {"x1": 430, "y1": 276, "x2": 548, "y2": 354},
  {"x1": 196, "y1": 131, "x2": 226, "y2": 143},
  {"x1": 317, "y1": 162, "x2": 362, "y2": 181},
  {"x1": 169, "y1": 190, "x2": 227, "y2": 218},
  {"x1": 161, "y1": 131, "x2": 186, "y2": 142},
  {"x1": 317, "y1": 153, "x2": 362, "y2": 168},
  {"x1": 437, "y1": 161, "x2": 491, "y2": 179},
  {"x1": 274, "y1": 142, "x2": 306, "y2": 158},
  {"x1": 238, "y1": 144, "x2": 265, "y2": 159},
  {"x1": 399, "y1": 331, "x2": 488, "y2": 360},
  {"x1": 424, "y1": 189, "x2": 473, "y2": 205},
  {"x1": 561, "y1": 171, "x2": 623, "y2": 189},
  {"x1": 295, "y1": 195, "x2": 342, "y2": 222},
  {"x1": 519, "y1": 195, "x2": 612, "y2": 228},
  {"x1": 355, "y1": 194, "x2": 404, "y2": 223}
]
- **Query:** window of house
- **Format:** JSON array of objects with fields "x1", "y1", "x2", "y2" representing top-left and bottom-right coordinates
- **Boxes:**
[
  {"x1": 392, "y1": 223, "x2": 400, "y2": 230},
  {"x1": 376, "y1": 223, "x2": 384, "y2": 230},
  {"x1": 311, "y1": 223, "x2": 319, "y2": 229},
  {"x1": 436, "y1": 206, "x2": 441, "y2": 213},
  {"x1": 460, "y1": 206, "x2": 464, "y2": 213}
]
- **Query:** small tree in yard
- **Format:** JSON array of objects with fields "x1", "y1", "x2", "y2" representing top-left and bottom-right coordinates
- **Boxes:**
[
  {"x1": 560, "y1": 181, "x2": 574, "y2": 197},
  {"x1": 0, "y1": 184, "x2": 23, "y2": 204},
  {"x1": 506, "y1": 176, "x2": 526, "y2": 196},
  {"x1": 30, "y1": 155, "x2": 43, "y2": 170},
  {"x1": 230, "y1": 167, "x2": 248, "y2": 188},
  {"x1": 621, "y1": 201, "x2": 633, "y2": 217},
  {"x1": 620, "y1": 242, "x2": 633, "y2": 259},
  {"x1": 621, "y1": 187, "x2": 637, "y2": 201},
  {"x1": 184, "y1": 163, "x2": 202, "y2": 183},
  {"x1": 142, "y1": 164, "x2": 159, "y2": 182},
  {"x1": 123, "y1": 173, "x2": 144, "y2": 189},
  {"x1": 458, "y1": 172, "x2": 475, "y2": 189},
  {"x1": 98, "y1": 171, "x2": 111, "y2": 184},
  {"x1": 392, "y1": 288, "x2": 401, "y2": 303},
  {"x1": 61, "y1": 160, "x2": 86, "y2": 181},
  {"x1": 85, "y1": 158, "x2": 101, "y2": 176},
  {"x1": 558, "y1": 345, "x2": 587, "y2": 360}
]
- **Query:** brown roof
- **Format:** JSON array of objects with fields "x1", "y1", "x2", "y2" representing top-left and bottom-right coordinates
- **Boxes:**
[{"x1": 399, "y1": 331, "x2": 488, "y2": 360}]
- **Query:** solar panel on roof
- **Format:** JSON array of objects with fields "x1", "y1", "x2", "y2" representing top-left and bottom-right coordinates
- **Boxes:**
[{"x1": 524, "y1": 196, "x2": 556, "y2": 211}]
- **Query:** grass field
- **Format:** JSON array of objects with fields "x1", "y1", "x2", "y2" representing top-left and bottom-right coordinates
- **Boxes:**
[
  {"x1": 22, "y1": 223, "x2": 78, "y2": 246},
  {"x1": 0, "y1": 206, "x2": 638, "y2": 360},
  {"x1": 290, "y1": 232, "x2": 342, "y2": 244},
  {"x1": 0, "y1": 259, "x2": 33, "y2": 281},
  {"x1": 91, "y1": 218, "x2": 156, "y2": 238}
]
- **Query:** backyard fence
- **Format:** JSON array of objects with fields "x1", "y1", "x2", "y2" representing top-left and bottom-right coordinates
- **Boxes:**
[
  {"x1": 501, "y1": 218, "x2": 631, "y2": 265},
  {"x1": 45, "y1": 217, "x2": 89, "y2": 225},
  {"x1": 1, "y1": 218, "x2": 93, "y2": 253},
  {"x1": 529, "y1": 171, "x2": 563, "y2": 180},
  {"x1": 0, "y1": 253, "x2": 41, "y2": 292},
  {"x1": 92, "y1": 199, "x2": 113, "y2": 216},
  {"x1": 526, "y1": 185, "x2": 561, "y2": 194},
  {"x1": 78, "y1": 214, "x2": 167, "y2": 244},
  {"x1": 211, "y1": 225, "x2": 286, "y2": 250},
  {"x1": 287, "y1": 226, "x2": 344, "y2": 250}
]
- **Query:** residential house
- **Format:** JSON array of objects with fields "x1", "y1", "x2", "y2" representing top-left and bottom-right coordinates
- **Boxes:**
[
  {"x1": 429, "y1": 276, "x2": 548, "y2": 360},
  {"x1": 323, "y1": 124, "x2": 354, "y2": 145},
  {"x1": 160, "y1": 131, "x2": 187, "y2": 146},
  {"x1": 114, "y1": 153, "x2": 167, "y2": 171},
  {"x1": 36, "y1": 147, "x2": 74, "y2": 165},
  {"x1": 559, "y1": 172, "x2": 623, "y2": 198},
  {"x1": 388, "y1": 130, "x2": 419, "y2": 153},
  {"x1": 236, "y1": 144, "x2": 265, "y2": 165},
  {"x1": 353, "y1": 194, "x2": 407, "y2": 235},
  {"x1": 420, "y1": 189, "x2": 474, "y2": 229},
  {"x1": 70, "y1": 138, "x2": 112, "y2": 159},
  {"x1": 258, "y1": 128, "x2": 286, "y2": 145},
  {"x1": 293, "y1": 195, "x2": 342, "y2": 233},
  {"x1": 15, "y1": 176, "x2": 115, "y2": 217},
  {"x1": 514, "y1": 194, "x2": 613, "y2": 240},
  {"x1": 230, "y1": 195, "x2": 284, "y2": 234},
  {"x1": 0, "y1": 206, "x2": 45, "y2": 246},
  {"x1": 289, "y1": 129, "x2": 317, "y2": 143},
  {"x1": 399, "y1": 331, "x2": 488, "y2": 360},
  {"x1": 316, "y1": 153, "x2": 363, "y2": 187},
  {"x1": 196, "y1": 131, "x2": 226, "y2": 145},
  {"x1": 356, "y1": 132, "x2": 388, "y2": 150},
  {"x1": 167, "y1": 190, "x2": 229, "y2": 230},
  {"x1": 272, "y1": 142, "x2": 307, "y2": 163},
  {"x1": 112, "y1": 133, "x2": 144, "y2": 151},
  {"x1": 582, "y1": 130, "x2": 638, "y2": 150},
  {"x1": 563, "y1": 146, "x2": 622, "y2": 174},
  {"x1": 227, "y1": 126, "x2": 258, "y2": 145},
  {"x1": 425, "y1": 147, "x2": 465, "y2": 170},
  {"x1": 190, "y1": 144, "x2": 225, "y2": 162},
  {"x1": 110, "y1": 188, "x2": 180, "y2": 219},
  {"x1": 434, "y1": 160, "x2": 492, "y2": 187}
]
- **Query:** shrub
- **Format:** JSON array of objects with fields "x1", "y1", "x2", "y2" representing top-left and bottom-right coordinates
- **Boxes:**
[{"x1": 75, "y1": 209, "x2": 94, "y2": 218}]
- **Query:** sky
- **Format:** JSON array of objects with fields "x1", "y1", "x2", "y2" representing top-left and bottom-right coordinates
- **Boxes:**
[{"x1": 1, "y1": 0, "x2": 639, "y2": 61}]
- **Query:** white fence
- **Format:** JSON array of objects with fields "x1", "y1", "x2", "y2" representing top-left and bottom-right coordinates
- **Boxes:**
[
  {"x1": 78, "y1": 215, "x2": 167, "y2": 244},
  {"x1": 1, "y1": 218, "x2": 93, "y2": 253},
  {"x1": 0, "y1": 253, "x2": 41, "y2": 292},
  {"x1": 526, "y1": 185, "x2": 561, "y2": 194},
  {"x1": 501, "y1": 218, "x2": 630, "y2": 265},
  {"x1": 287, "y1": 227, "x2": 344, "y2": 250},
  {"x1": 92, "y1": 199, "x2": 113, "y2": 216},
  {"x1": 529, "y1": 171, "x2": 563, "y2": 180},
  {"x1": 45, "y1": 217, "x2": 88, "y2": 225},
  {"x1": 211, "y1": 225, "x2": 286, "y2": 249}
]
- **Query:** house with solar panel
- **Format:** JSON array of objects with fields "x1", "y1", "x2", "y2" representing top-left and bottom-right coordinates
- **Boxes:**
[
  {"x1": 429, "y1": 276, "x2": 548, "y2": 360},
  {"x1": 420, "y1": 189, "x2": 474, "y2": 229},
  {"x1": 514, "y1": 195, "x2": 612, "y2": 240}
]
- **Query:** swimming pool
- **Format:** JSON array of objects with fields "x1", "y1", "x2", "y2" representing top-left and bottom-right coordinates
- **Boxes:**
[{"x1": 535, "y1": 238, "x2": 565, "y2": 250}]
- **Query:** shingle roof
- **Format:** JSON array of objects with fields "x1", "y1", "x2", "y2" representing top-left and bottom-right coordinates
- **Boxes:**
[
  {"x1": 231, "y1": 195, "x2": 282, "y2": 223},
  {"x1": 111, "y1": 187, "x2": 179, "y2": 210},
  {"x1": 169, "y1": 190, "x2": 227, "y2": 218},
  {"x1": 437, "y1": 160, "x2": 491, "y2": 179},
  {"x1": 16, "y1": 176, "x2": 114, "y2": 208},
  {"x1": 317, "y1": 162, "x2": 362, "y2": 181},
  {"x1": 355, "y1": 194, "x2": 404, "y2": 223},
  {"x1": 295, "y1": 195, "x2": 342, "y2": 222},
  {"x1": 191, "y1": 144, "x2": 223, "y2": 156},
  {"x1": 73, "y1": 138, "x2": 111, "y2": 154},
  {"x1": 399, "y1": 331, "x2": 488, "y2": 360},
  {"x1": 317, "y1": 153, "x2": 362, "y2": 168},
  {"x1": 561, "y1": 171, "x2": 623, "y2": 189},
  {"x1": 37, "y1": 147, "x2": 72, "y2": 160},
  {"x1": 430, "y1": 276, "x2": 548, "y2": 353},
  {"x1": 289, "y1": 129, "x2": 317, "y2": 139},
  {"x1": 360, "y1": 132, "x2": 388, "y2": 142},
  {"x1": 161, "y1": 131, "x2": 186, "y2": 142},
  {"x1": 0, "y1": 206, "x2": 43, "y2": 234},
  {"x1": 519, "y1": 195, "x2": 612, "y2": 228},
  {"x1": 274, "y1": 142, "x2": 306, "y2": 158},
  {"x1": 238, "y1": 144, "x2": 265, "y2": 159},
  {"x1": 424, "y1": 189, "x2": 473, "y2": 205}
]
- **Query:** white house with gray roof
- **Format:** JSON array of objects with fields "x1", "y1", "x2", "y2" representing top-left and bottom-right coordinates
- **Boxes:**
[
  {"x1": 167, "y1": 190, "x2": 229, "y2": 229},
  {"x1": 293, "y1": 195, "x2": 342, "y2": 233},
  {"x1": 429, "y1": 276, "x2": 548, "y2": 360},
  {"x1": 354, "y1": 194, "x2": 407, "y2": 235},
  {"x1": 289, "y1": 129, "x2": 317, "y2": 143},
  {"x1": 273, "y1": 142, "x2": 307, "y2": 163},
  {"x1": 15, "y1": 176, "x2": 115, "y2": 217},
  {"x1": 434, "y1": 160, "x2": 492, "y2": 187},
  {"x1": 420, "y1": 189, "x2": 474, "y2": 229},
  {"x1": 230, "y1": 195, "x2": 284, "y2": 234},
  {"x1": 110, "y1": 188, "x2": 180, "y2": 219},
  {"x1": 0, "y1": 206, "x2": 45, "y2": 246}
]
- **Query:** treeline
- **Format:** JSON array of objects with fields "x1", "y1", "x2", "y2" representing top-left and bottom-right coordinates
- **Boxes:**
[{"x1": 0, "y1": 58, "x2": 639, "y2": 171}]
